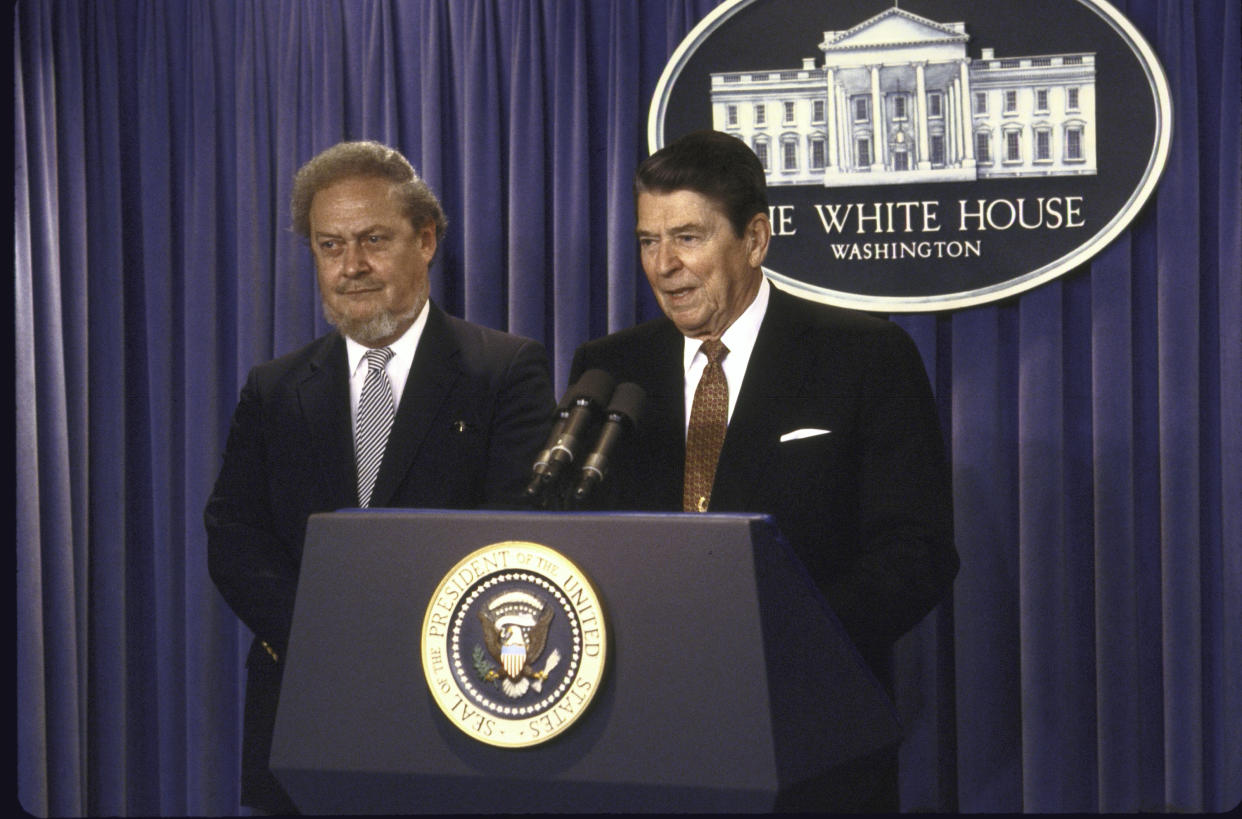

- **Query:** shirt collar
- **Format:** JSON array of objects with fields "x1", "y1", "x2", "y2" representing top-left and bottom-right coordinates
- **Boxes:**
[
  {"x1": 345, "y1": 299, "x2": 430, "y2": 378},
  {"x1": 682, "y1": 276, "x2": 771, "y2": 373}
]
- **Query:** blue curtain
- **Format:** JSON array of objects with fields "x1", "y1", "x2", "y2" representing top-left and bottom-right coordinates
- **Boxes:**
[{"x1": 15, "y1": 0, "x2": 1240, "y2": 814}]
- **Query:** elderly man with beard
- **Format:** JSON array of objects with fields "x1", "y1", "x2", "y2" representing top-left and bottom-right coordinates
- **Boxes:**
[{"x1": 205, "y1": 141, "x2": 554, "y2": 814}]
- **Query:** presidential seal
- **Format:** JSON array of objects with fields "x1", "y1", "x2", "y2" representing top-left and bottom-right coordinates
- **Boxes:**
[{"x1": 420, "y1": 541, "x2": 607, "y2": 747}]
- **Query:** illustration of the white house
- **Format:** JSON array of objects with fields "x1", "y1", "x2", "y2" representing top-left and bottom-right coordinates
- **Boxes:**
[{"x1": 710, "y1": 6, "x2": 1097, "y2": 186}]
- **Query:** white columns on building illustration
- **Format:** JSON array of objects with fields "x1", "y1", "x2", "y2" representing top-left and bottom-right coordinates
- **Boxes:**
[
  {"x1": 958, "y1": 58, "x2": 976, "y2": 165},
  {"x1": 915, "y1": 62, "x2": 930, "y2": 171},
  {"x1": 825, "y1": 67, "x2": 837, "y2": 171},
  {"x1": 869, "y1": 66, "x2": 884, "y2": 171},
  {"x1": 709, "y1": 6, "x2": 1095, "y2": 187}
]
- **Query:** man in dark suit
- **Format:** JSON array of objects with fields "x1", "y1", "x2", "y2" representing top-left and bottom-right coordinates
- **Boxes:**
[
  {"x1": 205, "y1": 141, "x2": 555, "y2": 814},
  {"x1": 570, "y1": 130, "x2": 957, "y2": 811}
]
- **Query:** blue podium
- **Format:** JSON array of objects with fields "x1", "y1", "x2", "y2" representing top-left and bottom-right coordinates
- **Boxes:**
[{"x1": 270, "y1": 510, "x2": 901, "y2": 813}]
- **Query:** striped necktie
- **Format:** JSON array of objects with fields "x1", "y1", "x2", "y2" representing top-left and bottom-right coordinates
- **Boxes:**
[
  {"x1": 683, "y1": 339, "x2": 729, "y2": 513},
  {"x1": 355, "y1": 346, "x2": 396, "y2": 508}
]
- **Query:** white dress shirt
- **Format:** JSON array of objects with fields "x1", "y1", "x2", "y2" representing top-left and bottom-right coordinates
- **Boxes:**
[
  {"x1": 344, "y1": 299, "x2": 430, "y2": 427},
  {"x1": 681, "y1": 276, "x2": 771, "y2": 436}
]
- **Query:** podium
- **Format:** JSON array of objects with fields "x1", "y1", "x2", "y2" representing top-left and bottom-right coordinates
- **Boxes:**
[{"x1": 270, "y1": 510, "x2": 901, "y2": 813}]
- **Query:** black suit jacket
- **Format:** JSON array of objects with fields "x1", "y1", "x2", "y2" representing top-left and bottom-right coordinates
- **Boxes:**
[
  {"x1": 205, "y1": 302, "x2": 554, "y2": 812},
  {"x1": 570, "y1": 286, "x2": 958, "y2": 670}
]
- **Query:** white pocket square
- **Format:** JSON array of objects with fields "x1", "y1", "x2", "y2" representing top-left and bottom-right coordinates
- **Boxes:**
[{"x1": 779, "y1": 428, "x2": 831, "y2": 443}]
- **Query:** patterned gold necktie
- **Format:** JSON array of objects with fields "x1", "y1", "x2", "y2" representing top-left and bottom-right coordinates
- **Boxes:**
[{"x1": 683, "y1": 339, "x2": 729, "y2": 513}]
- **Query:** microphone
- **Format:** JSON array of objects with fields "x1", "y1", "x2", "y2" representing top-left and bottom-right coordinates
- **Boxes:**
[
  {"x1": 574, "y1": 382, "x2": 646, "y2": 501},
  {"x1": 525, "y1": 369, "x2": 616, "y2": 498}
]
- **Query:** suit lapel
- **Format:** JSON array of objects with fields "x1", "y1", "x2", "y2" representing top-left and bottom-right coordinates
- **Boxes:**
[
  {"x1": 296, "y1": 334, "x2": 359, "y2": 509},
  {"x1": 713, "y1": 287, "x2": 813, "y2": 509},
  {"x1": 368, "y1": 303, "x2": 462, "y2": 508},
  {"x1": 641, "y1": 322, "x2": 689, "y2": 509}
]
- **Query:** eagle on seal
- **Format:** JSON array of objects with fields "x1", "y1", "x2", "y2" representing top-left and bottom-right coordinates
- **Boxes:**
[{"x1": 478, "y1": 603, "x2": 556, "y2": 696}]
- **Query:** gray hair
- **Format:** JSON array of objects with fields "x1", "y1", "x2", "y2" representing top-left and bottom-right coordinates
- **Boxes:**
[{"x1": 290, "y1": 140, "x2": 447, "y2": 242}]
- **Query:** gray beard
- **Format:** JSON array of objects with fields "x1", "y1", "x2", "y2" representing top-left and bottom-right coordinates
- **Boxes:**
[{"x1": 322, "y1": 299, "x2": 422, "y2": 345}]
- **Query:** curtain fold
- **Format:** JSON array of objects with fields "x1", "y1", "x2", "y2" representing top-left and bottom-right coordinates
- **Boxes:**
[
  {"x1": 14, "y1": 0, "x2": 1241, "y2": 814},
  {"x1": 460, "y1": 0, "x2": 507, "y2": 329},
  {"x1": 505, "y1": 0, "x2": 550, "y2": 341},
  {"x1": 1091, "y1": 234, "x2": 1147, "y2": 812},
  {"x1": 1208, "y1": 2, "x2": 1242, "y2": 813},
  {"x1": 950, "y1": 304, "x2": 1024, "y2": 811},
  {"x1": 1155, "y1": 1, "x2": 1207, "y2": 810},
  {"x1": 16, "y1": 5, "x2": 84, "y2": 815}
]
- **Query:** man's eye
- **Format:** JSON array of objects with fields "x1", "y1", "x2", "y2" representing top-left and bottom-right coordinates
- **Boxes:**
[
  {"x1": 368, "y1": 234, "x2": 384, "y2": 244},
  {"x1": 320, "y1": 240, "x2": 337, "y2": 250}
]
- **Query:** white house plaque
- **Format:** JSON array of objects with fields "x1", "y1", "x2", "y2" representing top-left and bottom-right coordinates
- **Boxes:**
[{"x1": 649, "y1": 0, "x2": 1172, "y2": 311}]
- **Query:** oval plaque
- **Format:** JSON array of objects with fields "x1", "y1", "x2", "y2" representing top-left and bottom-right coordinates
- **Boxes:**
[{"x1": 649, "y1": 0, "x2": 1172, "y2": 311}]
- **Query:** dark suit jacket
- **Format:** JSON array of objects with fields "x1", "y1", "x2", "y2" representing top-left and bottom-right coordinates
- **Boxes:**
[
  {"x1": 570, "y1": 286, "x2": 958, "y2": 672},
  {"x1": 205, "y1": 302, "x2": 554, "y2": 812}
]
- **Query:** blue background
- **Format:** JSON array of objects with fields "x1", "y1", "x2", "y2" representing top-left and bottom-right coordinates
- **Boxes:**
[{"x1": 15, "y1": 0, "x2": 1240, "y2": 813}]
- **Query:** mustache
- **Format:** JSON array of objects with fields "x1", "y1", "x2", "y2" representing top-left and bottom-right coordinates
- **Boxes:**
[{"x1": 333, "y1": 279, "x2": 382, "y2": 295}]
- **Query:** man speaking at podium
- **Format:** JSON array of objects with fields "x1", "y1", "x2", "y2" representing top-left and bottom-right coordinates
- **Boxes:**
[
  {"x1": 570, "y1": 130, "x2": 958, "y2": 810},
  {"x1": 205, "y1": 141, "x2": 554, "y2": 814}
]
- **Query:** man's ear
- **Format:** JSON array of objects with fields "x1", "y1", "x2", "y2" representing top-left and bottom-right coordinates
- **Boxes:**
[
  {"x1": 745, "y1": 212, "x2": 772, "y2": 267},
  {"x1": 418, "y1": 221, "x2": 438, "y2": 261}
]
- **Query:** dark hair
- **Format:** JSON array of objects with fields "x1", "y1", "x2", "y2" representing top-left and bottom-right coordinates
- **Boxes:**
[
  {"x1": 290, "y1": 140, "x2": 447, "y2": 241},
  {"x1": 634, "y1": 130, "x2": 769, "y2": 237}
]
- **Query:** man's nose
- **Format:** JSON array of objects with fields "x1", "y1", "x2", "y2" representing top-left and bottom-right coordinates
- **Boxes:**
[
  {"x1": 654, "y1": 241, "x2": 681, "y2": 276},
  {"x1": 343, "y1": 241, "x2": 370, "y2": 276}
]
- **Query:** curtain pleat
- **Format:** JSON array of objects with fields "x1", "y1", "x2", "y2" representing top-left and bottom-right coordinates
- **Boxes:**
[
  {"x1": 546, "y1": 0, "x2": 591, "y2": 384},
  {"x1": 79, "y1": 1, "x2": 134, "y2": 813},
  {"x1": 16, "y1": 3, "x2": 84, "y2": 815},
  {"x1": 506, "y1": 0, "x2": 550, "y2": 341},
  {"x1": 1207, "y1": 1, "x2": 1242, "y2": 811},
  {"x1": 460, "y1": 0, "x2": 507, "y2": 329},
  {"x1": 1091, "y1": 235, "x2": 1146, "y2": 811},
  {"x1": 1155, "y1": 2, "x2": 1206, "y2": 809},
  {"x1": 14, "y1": 0, "x2": 1240, "y2": 814},
  {"x1": 412, "y1": 0, "x2": 455, "y2": 312},
  {"x1": 950, "y1": 305, "x2": 1024, "y2": 811},
  {"x1": 136, "y1": 1, "x2": 183, "y2": 811}
]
